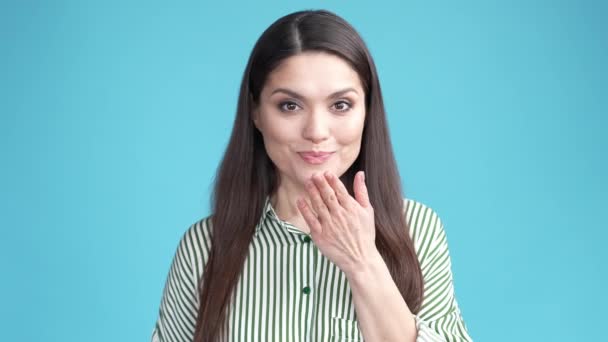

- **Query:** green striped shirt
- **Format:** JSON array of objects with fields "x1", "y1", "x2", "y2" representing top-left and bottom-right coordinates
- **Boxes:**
[{"x1": 152, "y1": 197, "x2": 473, "y2": 341}]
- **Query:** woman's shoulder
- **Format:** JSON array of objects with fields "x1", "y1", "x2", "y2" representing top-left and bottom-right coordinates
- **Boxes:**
[
  {"x1": 402, "y1": 197, "x2": 449, "y2": 260},
  {"x1": 171, "y1": 215, "x2": 214, "y2": 271},
  {"x1": 403, "y1": 197, "x2": 444, "y2": 230},
  {"x1": 183, "y1": 214, "x2": 214, "y2": 240}
]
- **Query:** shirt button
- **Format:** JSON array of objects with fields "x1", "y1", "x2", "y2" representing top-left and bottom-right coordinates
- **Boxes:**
[
  {"x1": 302, "y1": 235, "x2": 312, "y2": 243},
  {"x1": 302, "y1": 286, "x2": 311, "y2": 294}
]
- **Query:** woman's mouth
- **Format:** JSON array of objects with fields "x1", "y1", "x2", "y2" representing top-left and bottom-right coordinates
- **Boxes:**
[{"x1": 297, "y1": 151, "x2": 334, "y2": 165}]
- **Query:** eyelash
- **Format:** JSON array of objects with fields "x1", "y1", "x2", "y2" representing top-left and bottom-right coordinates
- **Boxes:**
[{"x1": 278, "y1": 100, "x2": 353, "y2": 113}]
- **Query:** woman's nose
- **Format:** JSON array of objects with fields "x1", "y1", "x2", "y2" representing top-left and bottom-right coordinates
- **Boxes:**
[{"x1": 302, "y1": 111, "x2": 330, "y2": 143}]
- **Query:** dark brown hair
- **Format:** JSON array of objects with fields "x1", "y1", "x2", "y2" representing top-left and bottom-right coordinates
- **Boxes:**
[{"x1": 194, "y1": 9, "x2": 423, "y2": 341}]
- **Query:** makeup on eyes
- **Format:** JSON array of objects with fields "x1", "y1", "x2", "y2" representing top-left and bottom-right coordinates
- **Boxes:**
[{"x1": 276, "y1": 99, "x2": 354, "y2": 113}]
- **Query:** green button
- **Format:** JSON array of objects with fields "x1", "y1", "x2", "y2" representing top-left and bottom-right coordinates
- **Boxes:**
[
  {"x1": 303, "y1": 235, "x2": 312, "y2": 243},
  {"x1": 302, "y1": 286, "x2": 311, "y2": 294}
]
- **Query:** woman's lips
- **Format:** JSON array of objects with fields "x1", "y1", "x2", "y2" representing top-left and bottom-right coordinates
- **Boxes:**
[{"x1": 298, "y1": 151, "x2": 334, "y2": 165}]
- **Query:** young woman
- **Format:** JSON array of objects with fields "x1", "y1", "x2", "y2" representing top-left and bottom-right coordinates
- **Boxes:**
[{"x1": 152, "y1": 9, "x2": 473, "y2": 342}]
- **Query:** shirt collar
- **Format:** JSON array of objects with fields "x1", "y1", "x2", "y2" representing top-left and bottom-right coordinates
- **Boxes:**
[
  {"x1": 254, "y1": 195, "x2": 306, "y2": 237},
  {"x1": 254, "y1": 195, "x2": 275, "y2": 236}
]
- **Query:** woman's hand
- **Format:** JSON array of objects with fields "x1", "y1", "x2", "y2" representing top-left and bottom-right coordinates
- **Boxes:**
[{"x1": 296, "y1": 170, "x2": 379, "y2": 276}]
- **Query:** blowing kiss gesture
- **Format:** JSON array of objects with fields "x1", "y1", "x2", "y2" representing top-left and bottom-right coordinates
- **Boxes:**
[
  {"x1": 296, "y1": 170, "x2": 380, "y2": 277},
  {"x1": 295, "y1": 170, "x2": 418, "y2": 341}
]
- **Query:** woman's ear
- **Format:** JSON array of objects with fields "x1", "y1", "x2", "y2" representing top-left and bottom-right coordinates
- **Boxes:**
[
  {"x1": 249, "y1": 92, "x2": 261, "y2": 130},
  {"x1": 252, "y1": 107, "x2": 260, "y2": 129},
  {"x1": 252, "y1": 105, "x2": 263, "y2": 131}
]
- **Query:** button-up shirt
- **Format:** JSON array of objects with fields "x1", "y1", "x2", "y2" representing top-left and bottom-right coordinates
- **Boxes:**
[{"x1": 152, "y1": 197, "x2": 473, "y2": 341}]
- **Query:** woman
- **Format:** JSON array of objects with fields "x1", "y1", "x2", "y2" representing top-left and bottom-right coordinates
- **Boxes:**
[{"x1": 152, "y1": 9, "x2": 473, "y2": 342}]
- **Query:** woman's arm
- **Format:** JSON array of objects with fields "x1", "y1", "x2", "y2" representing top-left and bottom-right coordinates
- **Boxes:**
[
  {"x1": 405, "y1": 200, "x2": 473, "y2": 341},
  {"x1": 298, "y1": 172, "x2": 472, "y2": 341},
  {"x1": 346, "y1": 209, "x2": 474, "y2": 341},
  {"x1": 151, "y1": 226, "x2": 200, "y2": 342},
  {"x1": 346, "y1": 251, "x2": 418, "y2": 341}
]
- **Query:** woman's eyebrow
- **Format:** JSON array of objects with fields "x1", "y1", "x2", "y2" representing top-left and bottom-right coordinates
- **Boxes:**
[{"x1": 270, "y1": 87, "x2": 358, "y2": 100}]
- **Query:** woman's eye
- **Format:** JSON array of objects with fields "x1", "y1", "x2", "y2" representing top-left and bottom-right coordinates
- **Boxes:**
[
  {"x1": 279, "y1": 101, "x2": 300, "y2": 112},
  {"x1": 332, "y1": 100, "x2": 352, "y2": 112}
]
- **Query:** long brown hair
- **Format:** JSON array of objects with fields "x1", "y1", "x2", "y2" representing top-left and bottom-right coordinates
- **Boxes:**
[{"x1": 194, "y1": 9, "x2": 424, "y2": 341}]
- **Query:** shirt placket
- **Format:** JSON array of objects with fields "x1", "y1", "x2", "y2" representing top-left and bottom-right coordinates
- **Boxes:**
[{"x1": 285, "y1": 225, "x2": 317, "y2": 342}]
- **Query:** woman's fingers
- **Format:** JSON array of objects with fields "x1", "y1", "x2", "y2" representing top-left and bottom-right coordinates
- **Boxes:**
[
  {"x1": 311, "y1": 173, "x2": 341, "y2": 214},
  {"x1": 296, "y1": 197, "x2": 322, "y2": 236},
  {"x1": 353, "y1": 171, "x2": 371, "y2": 208},
  {"x1": 306, "y1": 177, "x2": 331, "y2": 223},
  {"x1": 323, "y1": 171, "x2": 356, "y2": 211}
]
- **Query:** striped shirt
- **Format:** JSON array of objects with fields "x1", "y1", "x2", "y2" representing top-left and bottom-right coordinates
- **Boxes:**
[{"x1": 152, "y1": 197, "x2": 473, "y2": 341}]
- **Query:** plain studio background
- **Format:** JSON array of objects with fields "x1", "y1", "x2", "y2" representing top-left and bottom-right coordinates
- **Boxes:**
[{"x1": 1, "y1": 0, "x2": 606, "y2": 341}]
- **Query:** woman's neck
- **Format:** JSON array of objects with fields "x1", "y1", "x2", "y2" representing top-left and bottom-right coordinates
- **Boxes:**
[{"x1": 270, "y1": 178, "x2": 312, "y2": 234}]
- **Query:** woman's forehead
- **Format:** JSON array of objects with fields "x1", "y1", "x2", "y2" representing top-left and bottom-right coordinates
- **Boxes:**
[{"x1": 263, "y1": 52, "x2": 364, "y2": 99}]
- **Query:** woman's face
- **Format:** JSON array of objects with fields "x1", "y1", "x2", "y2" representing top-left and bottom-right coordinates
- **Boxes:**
[{"x1": 253, "y1": 51, "x2": 366, "y2": 189}]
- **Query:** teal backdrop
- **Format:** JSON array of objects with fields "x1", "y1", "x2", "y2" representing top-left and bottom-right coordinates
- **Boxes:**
[{"x1": 2, "y1": 0, "x2": 606, "y2": 341}]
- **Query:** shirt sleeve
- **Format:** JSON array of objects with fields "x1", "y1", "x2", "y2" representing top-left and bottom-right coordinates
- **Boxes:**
[
  {"x1": 151, "y1": 228, "x2": 199, "y2": 342},
  {"x1": 406, "y1": 200, "x2": 473, "y2": 342}
]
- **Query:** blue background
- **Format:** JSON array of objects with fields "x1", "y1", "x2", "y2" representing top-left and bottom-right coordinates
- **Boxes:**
[{"x1": 1, "y1": 0, "x2": 606, "y2": 341}]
